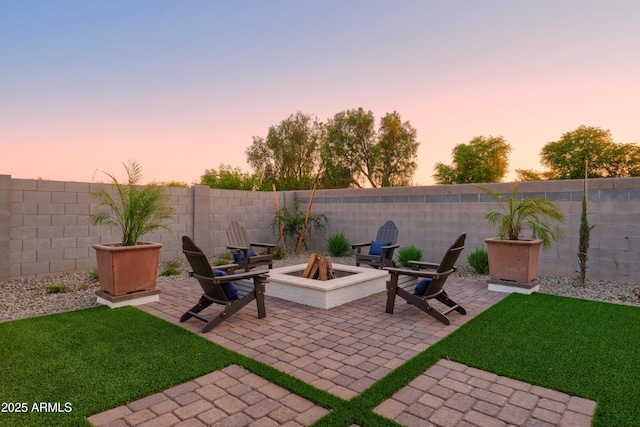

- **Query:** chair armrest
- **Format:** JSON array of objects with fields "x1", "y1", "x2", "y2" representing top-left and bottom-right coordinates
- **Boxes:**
[
  {"x1": 384, "y1": 266, "x2": 453, "y2": 280},
  {"x1": 190, "y1": 268, "x2": 268, "y2": 284},
  {"x1": 226, "y1": 245, "x2": 250, "y2": 251},
  {"x1": 409, "y1": 261, "x2": 439, "y2": 270},
  {"x1": 381, "y1": 244, "x2": 399, "y2": 250},
  {"x1": 351, "y1": 242, "x2": 372, "y2": 248},
  {"x1": 212, "y1": 270, "x2": 269, "y2": 284},
  {"x1": 250, "y1": 242, "x2": 276, "y2": 250},
  {"x1": 189, "y1": 263, "x2": 240, "y2": 278},
  {"x1": 213, "y1": 263, "x2": 239, "y2": 273}
]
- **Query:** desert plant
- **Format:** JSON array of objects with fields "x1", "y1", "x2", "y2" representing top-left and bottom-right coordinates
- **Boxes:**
[
  {"x1": 467, "y1": 246, "x2": 489, "y2": 274},
  {"x1": 326, "y1": 232, "x2": 351, "y2": 257},
  {"x1": 89, "y1": 268, "x2": 99, "y2": 282},
  {"x1": 45, "y1": 285, "x2": 70, "y2": 294},
  {"x1": 476, "y1": 184, "x2": 565, "y2": 247},
  {"x1": 159, "y1": 259, "x2": 181, "y2": 277},
  {"x1": 212, "y1": 250, "x2": 234, "y2": 266},
  {"x1": 89, "y1": 160, "x2": 174, "y2": 246},
  {"x1": 270, "y1": 199, "x2": 330, "y2": 250},
  {"x1": 578, "y1": 168, "x2": 595, "y2": 286},
  {"x1": 271, "y1": 246, "x2": 286, "y2": 260},
  {"x1": 397, "y1": 245, "x2": 423, "y2": 268}
]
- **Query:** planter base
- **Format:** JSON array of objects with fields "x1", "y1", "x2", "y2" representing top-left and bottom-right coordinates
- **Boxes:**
[
  {"x1": 96, "y1": 289, "x2": 160, "y2": 308},
  {"x1": 487, "y1": 278, "x2": 539, "y2": 295}
]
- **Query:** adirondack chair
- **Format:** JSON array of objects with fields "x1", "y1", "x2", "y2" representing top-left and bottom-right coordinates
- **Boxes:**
[
  {"x1": 352, "y1": 221, "x2": 399, "y2": 268},
  {"x1": 226, "y1": 221, "x2": 275, "y2": 271},
  {"x1": 181, "y1": 236, "x2": 268, "y2": 332},
  {"x1": 384, "y1": 234, "x2": 466, "y2": 325}
]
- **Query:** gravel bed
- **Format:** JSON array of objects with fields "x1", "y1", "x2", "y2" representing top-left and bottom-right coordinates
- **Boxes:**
[
  {"x1": 2, "y1": 255, "x2": 638, "y2": 323},
  {"x1": 453, "y1": 265, "x2": 640, "y2": 307}
]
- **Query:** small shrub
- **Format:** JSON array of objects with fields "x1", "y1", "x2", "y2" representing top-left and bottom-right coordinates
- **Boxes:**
[
  {"x1": 45, "y1": 285, "x2": 70, "y2": 294},
  {"x1": 213, "y1": 250, "x2": 234, "y2": 266},
  {"x1": 467, "y1": 246, "x2": 489, "y2": 275},
  {"x1": 271, "y1": 246, "x2": 286, "y2": 260},
  {"x1": 159, "y1": 259, "x2": 182, "y2": 277},
  {"x1": 397, "y1": 245, "x2": 423, "y2": 268},
  {"x1": 89, "y1": 268, "x2": 99, "y2": 282},
  {"x1": 326, "y1": 232, "x2": 351, "y2": 257}
]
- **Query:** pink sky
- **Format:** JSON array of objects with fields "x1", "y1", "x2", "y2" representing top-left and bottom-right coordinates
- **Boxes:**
[{"x1": 2, "y1": 1, "x2": 639, "y2": 186}]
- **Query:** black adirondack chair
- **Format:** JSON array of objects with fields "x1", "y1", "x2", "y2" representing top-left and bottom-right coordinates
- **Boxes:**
[
  {"x1": 352, "y1": 220, "x2": 399, "y2": 268},
  {"x1": 181, "y1": 236, "x2": 268, "y2": 332},
  {"x1": 226, "y1": 221, "x2": 275, "y2": 271},
  {"x1": 384, "y1": 234, "x2": 467, "y2": 325}
]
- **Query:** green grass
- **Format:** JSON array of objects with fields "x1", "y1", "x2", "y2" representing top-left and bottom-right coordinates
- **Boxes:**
[
  {"x1": 2, "y1": 294, "x2": 639, "y2": 426},
  {"x1": 0, "y1": 306, "x2": 343, "y2": 426},
  {"x1": 320, "y1": 293, "x2": 639, "y2": 427}
]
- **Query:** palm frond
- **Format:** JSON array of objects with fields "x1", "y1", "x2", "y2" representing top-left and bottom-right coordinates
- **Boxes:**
[
  {"x1": 89, "y1": 161, "x2": 173, "y2": 246},
  {"x1": 477, "y1": 184, "x2": 564, "y2": 247}
]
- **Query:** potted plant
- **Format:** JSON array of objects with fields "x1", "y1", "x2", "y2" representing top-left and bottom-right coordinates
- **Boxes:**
[
  {"x1": 90, "y1": 161, "x2": 173, "y2": 299},
  {"x1": 477, "y1": 184, "x2": 564, "y2": 291}
]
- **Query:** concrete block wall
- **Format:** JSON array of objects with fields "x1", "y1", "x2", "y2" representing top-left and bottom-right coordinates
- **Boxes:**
[
  {"x1": 1, "y1": 177, "x2": 280, "y2": 279},
  {"x1": 293, "y1": 178, "x2": 640, "y2": 283},
  {"x1": 191, "y1": 186, "x2": 279, "y2": 257},
  {"x1": 2, "y1": 174, "x2": 639, "y2": 283},
  {"x1": 0, "y1": 175, "x2": 10, "y2": 278}
]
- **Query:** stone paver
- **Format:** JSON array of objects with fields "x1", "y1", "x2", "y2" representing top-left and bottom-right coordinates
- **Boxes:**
[
  {"x1": 88, "y1": 365, "x2": 328, "y2": 427},
  {"x1": 374, "y1": 359, "x2": 596, "y2": 427},
  {"x1": 88, "y1": 276, "x2": 596, "y2": 426}
]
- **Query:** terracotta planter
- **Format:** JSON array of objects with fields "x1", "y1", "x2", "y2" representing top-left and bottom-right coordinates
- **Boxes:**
[
  {"x1": 93, "y1": 242, "x2": 162, "y2": 296},
  {"x1": 484, "y1": 238, "x2": 542, "y2": 283}
]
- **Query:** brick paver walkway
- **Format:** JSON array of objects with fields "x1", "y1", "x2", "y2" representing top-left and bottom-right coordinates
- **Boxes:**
[
  {"x1": 88, "y1": 276, "x2": 596, "y2": 427},
  {"x1": 374, "y1": 359, "x2": 596, "y2": 427}
]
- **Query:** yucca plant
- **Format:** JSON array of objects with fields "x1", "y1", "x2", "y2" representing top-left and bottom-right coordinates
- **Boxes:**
[
  {"x1": 476, "y1": 184, "x2": 564, "y2": 247},
  {"x1": 90, "y1": 160, "x2": 174, "y2": 246}
]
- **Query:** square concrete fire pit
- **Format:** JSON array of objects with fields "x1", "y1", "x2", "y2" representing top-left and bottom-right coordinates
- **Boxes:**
[{"x1": 266, "y1": 263, "x2": 390, "y2": 309}]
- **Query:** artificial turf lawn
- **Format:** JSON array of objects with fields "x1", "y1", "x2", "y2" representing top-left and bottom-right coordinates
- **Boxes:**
[
  {"x1": 1, "y1": 293, "x2": 638, "y2": 426},
  {"x1": 0, "y1": 306, "x2": 342, "y2": 427},
  {"x1": 338, "y1": 292, "x2": 640, "y2": 427}
]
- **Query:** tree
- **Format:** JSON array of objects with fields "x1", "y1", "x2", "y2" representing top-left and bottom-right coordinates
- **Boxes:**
[
  {"x1": 514, "y1": 169, "x2": 556, "y2": 182},
  {"x1": 159, "y1": 181, "x2": 189, "y2": 187},
  {"x1": 514, "y1": 169, "x2": 543, "y2": 182},
  {"x1": 372, "y1": 111, "x2": 419, "y2": 187},
  {"x1": 320, "y1": 108, "x2": 377, "y2": 188},
  {"x1": 540, "y1": 125, "x2": 640, "y2": 179},
  {"x1": 246, "y1": 111, "x2": 323, "y2": 190},
  {"x1": 200, "y1": 164, "x2": 260, "y2": 190},
  {"x1": 433, "y1": 136, "x2": 511, "y2": 184}
]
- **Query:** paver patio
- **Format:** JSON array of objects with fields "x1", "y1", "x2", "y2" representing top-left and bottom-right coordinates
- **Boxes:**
[{"x1": 88, "y1": 275, "x2": 596, "y2": 427}]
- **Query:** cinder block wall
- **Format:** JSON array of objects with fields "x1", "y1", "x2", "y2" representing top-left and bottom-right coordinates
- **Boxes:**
[
  {"x1": 293, "y1": 178, "x2": 640, "y2": 282},
  {"x1": 2, "y1": 174, "x2": 639, "y2": 283},
  {"x1": 191, "y1": 186, "x2": 278, "y2": 257},
  {"x1": 1, "y1": 177, "x2": 279, "y2": 279}
]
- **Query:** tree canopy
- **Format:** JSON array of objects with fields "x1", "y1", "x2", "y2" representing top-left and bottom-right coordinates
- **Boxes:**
[
  {"x1": 200, "y1": 164, "x2": 261, "y2": 190},
  {"x1": 433, "y1": 135, "x2": 512, "y2": 184},
  {"x1": 320, "y1": 109, "x2": 419, "y2": 188},
  {"x1": 245, "y1": 111, "x2": 324, "y2": 191},
  {"x1": 320, "y1": 108, "x2": 377, "y2": 188},
  {"x1": 539, "y1": 125, "x2": 640, "y2": 179},
  {"x1": 373, "y1": 112, "x2": 419, "y2": 187}
]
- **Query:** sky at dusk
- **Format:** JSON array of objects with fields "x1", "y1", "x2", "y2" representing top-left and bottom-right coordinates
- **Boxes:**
[{"x1": 2, "y1": 0, "x2": 639, "y2": 186}]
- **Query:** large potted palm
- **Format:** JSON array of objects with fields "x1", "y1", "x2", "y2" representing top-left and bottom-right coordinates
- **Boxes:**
[
  {"x1": 477, "y1": 185, "x2": 564, "y2": 293},
  {"x1": 90, "y1": 161, "x2": 173, "y2": 300}
]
